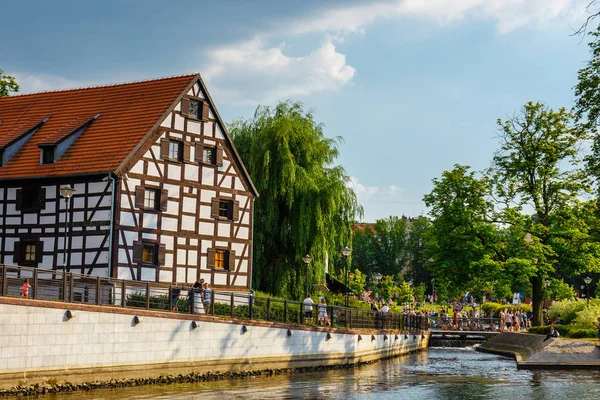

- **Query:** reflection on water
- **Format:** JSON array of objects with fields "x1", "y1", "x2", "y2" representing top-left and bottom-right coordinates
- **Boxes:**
[{"x1": 32, "y1": 348, "x2": 600, "y2": 400}]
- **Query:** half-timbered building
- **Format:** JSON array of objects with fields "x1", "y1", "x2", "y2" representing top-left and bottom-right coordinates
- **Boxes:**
[{"x1": 0, "y1": 74, "x2": 256, "y2": 291}]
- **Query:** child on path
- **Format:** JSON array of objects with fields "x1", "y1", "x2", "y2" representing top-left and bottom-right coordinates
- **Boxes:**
[
  {"x1": 20, "y1": 279, "x2": 31, "y2": 297},
  {"x1": 318, "y1": 297, "x2": 328, "y2": 326}
]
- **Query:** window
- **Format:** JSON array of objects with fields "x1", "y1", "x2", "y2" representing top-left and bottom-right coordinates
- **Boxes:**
[
  {"x1": 135, "y1": 186, "x2": 167, "y2": 211},
  {"x1": 133, "y1": 240, "x2": 166, "y2": 266},
  {"x1": 219, "y1": 200, "x2": 231, "y2": 218},
  {"x1": 14, "y1": 239, "x2": 42, "y2": 266},
  {"x1": 144, "y1": 188, "x2": 159, "y2": 210},
  {"x1": 16, "y1": 187, "x2": 46, "y2": 212},
  {"x1": 189, "y1": 100, "x2": 200, "y2": 119},
  {"x1": 142, "y1": 243, "x2": 156, "y2": 264},
  {"x1": 24, "y1": 243, "x2": 36, "y2": 262},
  {"x1": 214, "y1": 250, "x2": 227, "y2": 269},
  {"x1": 211, "y1": 198, "x2": 240, "y2": 221},
  {"x1": 160, "y1": 139, "x2": 188, "y2": 162},
  {"x1": 41, "y1": 147, "x2": 55, "y2": 164},
  {"x1": 203, "y1": 147, "x2": 215, "y2": 164},
  {"x1": 208, "y1": 248, "x2": 235, "y2": 271},
  {"x1": 168, "y1": 140, "x2": 182, "y2": 161}
]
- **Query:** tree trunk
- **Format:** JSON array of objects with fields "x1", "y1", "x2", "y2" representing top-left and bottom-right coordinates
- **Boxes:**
[{"x1": 531, "y1": 276, "x2": 543, "y2": 326}]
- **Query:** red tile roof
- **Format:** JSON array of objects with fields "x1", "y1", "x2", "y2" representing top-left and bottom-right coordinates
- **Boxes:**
[{"x1": 0, "y1": 74, "x2": 196, "y2": 180}]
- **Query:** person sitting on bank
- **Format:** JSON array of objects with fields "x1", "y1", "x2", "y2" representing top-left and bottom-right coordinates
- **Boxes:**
[
  {"x1": 303, "y1": 294, "x2": 314, "y2": 322},
  {"x1": 544, "y1": 324, "x2": 560, "y2": 341}
]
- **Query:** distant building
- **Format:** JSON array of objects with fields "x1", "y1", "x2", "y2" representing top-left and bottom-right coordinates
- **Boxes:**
[{"x1": 0, "y1": 74, "x2": 257, "y2": 291}]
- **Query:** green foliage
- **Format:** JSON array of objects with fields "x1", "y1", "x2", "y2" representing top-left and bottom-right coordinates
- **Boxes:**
[
  {"x1": 229, "y1": 101, "x2": 361, "y2": 299},
  {"x1": 125, "y1": 292, "x2": 189, "y2": 312},
  {"x1": 413, "y1": 283, "x2": 426, "y2": 302},
  {"x1": 348, "y1": 269, "x2": 366, "y2": 298},
  {"x1": 378, "y1": 275, "x2": 396, "y2": 301},
  {"x1": 480, "y1": 302, "x2": 532, "y2": 317},
  {"x1": 371, "y1": 216, "x2": 408, "y2": 276},
  {"x1": 545, "y1": 279, "x2": 575, "y2": 301},
  {"x1": 404, "y1": 217, "x2": 433, "y2": 287},
  {"x1": 350, "y1": 226, "x2": 377, "y2": 277},
  {"x1": 548, "y1": 299, "x2": 588, "y2": 325},
  {"x1": 395, "y1": 280, "x2": 413, "y2": 304},
  {"x1": 528, "y1": 324, "x2": 596, "y2": 338},
  {"x1": 0, "y1": 69, "x2": 19, "y2": 97}
]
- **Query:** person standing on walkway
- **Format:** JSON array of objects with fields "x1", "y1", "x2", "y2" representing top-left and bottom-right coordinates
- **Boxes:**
[
  {"x1": 380, "y1": 304, "x2": 389, "y2": 329},
  {"x1": 20, "y1": 279, "x2": 31, "y2": 297},
  {"x1": 318, "y1": 297, "x2": 328, "y2": 326},
  {"x1": 303, "y1": 294, "x2": 314, "y2": 323},
  {"x1": 596, "y1": 316, "x2": 600, "y2": 344},
  {"x1": 202, "y1": 283, "x2": 212, "y2": 314}
]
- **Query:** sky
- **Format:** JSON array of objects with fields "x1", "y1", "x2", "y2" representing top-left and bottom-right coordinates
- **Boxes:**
[{"x1": 0, "y1": 0, "x2": 596, "y2": 221}]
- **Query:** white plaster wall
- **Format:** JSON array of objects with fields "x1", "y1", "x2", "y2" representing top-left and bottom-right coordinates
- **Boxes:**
[{"x1": 0, "y1": 302, "x2": 433, "y2": 374}]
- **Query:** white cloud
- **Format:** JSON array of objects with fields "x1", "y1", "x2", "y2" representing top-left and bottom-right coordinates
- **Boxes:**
[
  {"x1": 202, "y1": 38, "x2": 355, "y2": 104},
  {"x1": 282, "y1": 0, "x2": 587, "y2": 36},
  {"x1": 203, "y1": 0, "x2": 586, "y2": 104},
  {"x1": 13, "y1": 73, "x2": 89, "y2": 94},
  {"x1": 348, "y1": 176, "x2": 405, "y2": 202}
]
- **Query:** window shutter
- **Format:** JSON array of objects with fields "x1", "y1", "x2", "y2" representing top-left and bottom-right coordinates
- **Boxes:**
[
  {"x1": 132, "y1": 241, "x2": 142, "y2": 263},
  {"x1": 160, "y1": 189, "x2": 168, "y2": 211},
  {"x1": 183, "y1": 142, "x2": 191, "y2": 162},
  {"x1": 135, "y1": 186, "x2": 145, "y2": 209},
  {"x1": 160, "y1": 139, "x2": 170, "y2": 159},
  {"x1": 207, "y1": 249, "x2": 215, "y2": 269},
  {"x1": 157, "y1": 244, "x2": 166, "y2": 265},
  {"x1": 232, "y1": 201, "x2": 240, "y2": 221},
  {"x1": 15, "y1": 189, "x2": 22, "y2": 211},
  {"x1": 35, "y1": 241, "x2": 43, "y2": 263},
  {"x1": 228, "y1": 250, "x2": 236, "y2": 271},
  {"x1": 211, "y1": 198, "x2": 219, "y2": 218},
  {"x1": 201, "y1": 102, "x2": 210, "y2": 121},
  {"x1": 195, "y1": 143, "x2": 204, "y2": 163},
  {"x1": 13, "y1": 241, "x2": 21, "y2": 264},
  {"x1": 216, "y1": 147, "x2": 223, "y2": 166},
  {"x1": 37, "y1": 188, "x2": 46, "y2": 211},
  {"x1": 181, "y1": 98, "x2": 190, "y2": 116}
]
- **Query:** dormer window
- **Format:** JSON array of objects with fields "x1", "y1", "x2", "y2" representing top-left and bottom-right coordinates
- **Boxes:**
[
  {"x1": 41, "y1": 146, "x2": 55, "y2": 164},
  {"x1": 189, "y1": 100, "x2": 200, "y2": 119}
]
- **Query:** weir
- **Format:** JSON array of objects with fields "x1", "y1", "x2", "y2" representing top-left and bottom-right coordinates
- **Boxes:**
[{"x1": 428, "y1": 330, "x2": 500, "y2": 347}]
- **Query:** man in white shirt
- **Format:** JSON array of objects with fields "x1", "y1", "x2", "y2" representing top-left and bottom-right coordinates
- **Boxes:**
[
  {"x1": 303, "y1": 294, "x2": 314, "y2": 322},
  {"x1": 380, "y1": 304, "x2": 389, "y2": 329}
]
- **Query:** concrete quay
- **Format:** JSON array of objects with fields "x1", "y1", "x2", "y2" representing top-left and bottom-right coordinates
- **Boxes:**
[{"x1": 476, "y1": 332, "x2": 600, "y2": 369}]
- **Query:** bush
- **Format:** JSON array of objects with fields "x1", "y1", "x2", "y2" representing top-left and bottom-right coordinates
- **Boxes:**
[
  {"x1": 527, "y1": 324, "x2": 596, "y2": 338},
  {"x1": 480, "y1": 302, "x2": 532, "y2": 317},
  {"x1": 548, "y1": 300, "x2": 586, "y2": 325},
  {"x1": 126, "y1": 292, "x2": 189, "y2": 312}
]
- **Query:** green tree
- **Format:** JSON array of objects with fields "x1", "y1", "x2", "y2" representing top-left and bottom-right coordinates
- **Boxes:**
[
  {"x1": 372, "y1": 216, "x2": 408, "y2": 276},
  {"x1": 229, "y1": 101, "x2": 362, "y2": 298},
  {"x1": 350, "y1": 225, "x2": 377, "y2": 278},
  {"x1": 404, "y1": 216, "x2": 432, "y2": 288},
  {"x1": 423, "y1": 165, "x2": 502, "y2": 298},
  {"x1": 493, "y1": 101, "x2": 596, "y2": 325},
  {"x1": 348, "y1": 268, "x2": 367, "y2": 299},
  {"x1": 378, "y1": 275, "x2": 396, "y2": 302},
  {"x1": 0, "y1": 69, "x2": 19, "y2": 97}
]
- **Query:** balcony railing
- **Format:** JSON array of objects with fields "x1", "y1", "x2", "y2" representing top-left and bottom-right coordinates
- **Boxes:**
[{"x1": 0, "y1": 264, "x2": 428, "y2": 332}]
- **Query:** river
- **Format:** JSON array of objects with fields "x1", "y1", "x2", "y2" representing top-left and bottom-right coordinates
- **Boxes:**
[{"x1": 35, "y1": 347, "x2": 600, "y2": 400}]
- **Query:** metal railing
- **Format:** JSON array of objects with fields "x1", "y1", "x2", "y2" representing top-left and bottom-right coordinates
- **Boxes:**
[
  {"x1": 0, "y1": 264, "x2": 428, "y2": 332},
  {"x1": 428, "y1": 316, "x2": 501, "y2": 331}
]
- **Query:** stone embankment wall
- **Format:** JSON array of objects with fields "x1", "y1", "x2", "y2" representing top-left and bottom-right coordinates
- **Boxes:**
[
  {"x1": 477, "y1": 332, "x2": 600, "y2": 369},
  {"x1": 0, "y1": 298, "x2": 428, "y2": 388}
]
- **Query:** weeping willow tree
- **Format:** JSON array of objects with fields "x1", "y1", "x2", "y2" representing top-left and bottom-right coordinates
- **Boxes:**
[{"x1": 229, "y1": 101, "x2": 362, "y2": 299}]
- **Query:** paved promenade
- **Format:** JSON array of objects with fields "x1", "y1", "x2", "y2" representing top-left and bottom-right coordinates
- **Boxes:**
[{"x1": 477, "y1": 332, "x2": 600, "y2": 369}]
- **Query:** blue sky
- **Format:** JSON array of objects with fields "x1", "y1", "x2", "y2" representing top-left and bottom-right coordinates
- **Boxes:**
[{"x1": 0, "y1": 0, "x2": 595, "y2": 221}]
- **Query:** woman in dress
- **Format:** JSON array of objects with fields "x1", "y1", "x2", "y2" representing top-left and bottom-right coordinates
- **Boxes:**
[{"x1": 318, "y1": 297, "x2": 328, "y2": 326}]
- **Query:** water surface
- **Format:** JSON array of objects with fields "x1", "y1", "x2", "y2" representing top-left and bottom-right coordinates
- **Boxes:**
[{"x1": 37, "y1": 348, "x2": 600, "y2": 400}]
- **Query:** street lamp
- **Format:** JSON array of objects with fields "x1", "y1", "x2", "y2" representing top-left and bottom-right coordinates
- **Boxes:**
[
  {"x1": 341, "y1": 246, "x2": 352, "y2": 307},
  {"x1": 584, "y1": 277, "x2": 592, "y2": 304},
  {"x1": 59, "y1": 185, "x2": 76, "y2": 269},
  {"x1": 303, "y1": 254, "x2": 312, "y2": 296}
]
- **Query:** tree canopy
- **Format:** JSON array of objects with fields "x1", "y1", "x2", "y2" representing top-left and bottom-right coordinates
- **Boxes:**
[
  {"x1": 0, "y1": 69, "x2": 19, "y2": 97},
  {"x1": 229, "y1": 101, "x2": 361, "y2": 298}
]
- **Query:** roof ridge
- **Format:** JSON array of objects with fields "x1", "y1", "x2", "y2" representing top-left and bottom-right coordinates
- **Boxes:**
[{"x1": 6, "y1": 73, "x2": 199, "y2": 98}]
